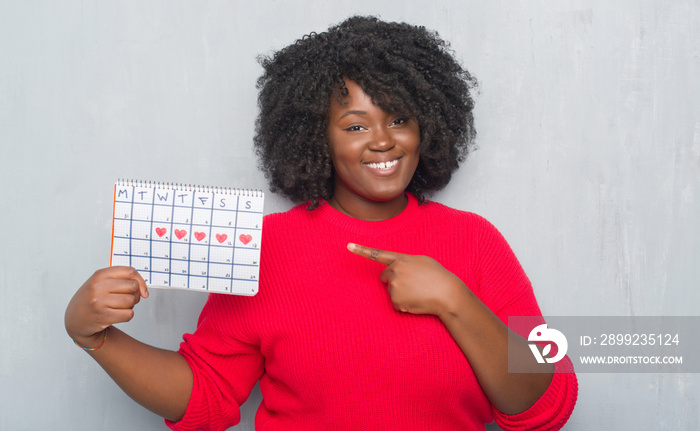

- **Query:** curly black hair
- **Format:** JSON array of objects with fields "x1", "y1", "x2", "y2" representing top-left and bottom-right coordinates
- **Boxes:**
[{"x1": 254, "y1": 15, "x2": 477, "y2": 209}]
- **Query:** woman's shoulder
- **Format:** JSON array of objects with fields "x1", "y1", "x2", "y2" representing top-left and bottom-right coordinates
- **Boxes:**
[
  {"x1": 260, "y1": 201, "x2": 322, "y2": 240},
  {"x1": 420, "y1": 199, "x2": 495, "y2": 230},
  {"x1": 263, "y1": 201, "x2": 315, "y2": 224},
  {"x1": 419, "y1": 200, "x2": 516, "y2": 252}
]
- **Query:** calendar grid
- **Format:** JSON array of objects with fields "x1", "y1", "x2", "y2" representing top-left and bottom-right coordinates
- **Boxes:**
[
  {"x1": 148, "y1": 188, "x2": 156, "y2": 279},
  {"x1": 185, "y1": 195, "x2": 195, "y2": 288},
  {"x1": 110, "y1": 180, "x2": 264, "y2": 296},
  {"x1": 128, "y1": 186, "x2": 135, "y2": 268},
  {"x1": 167, "y1": 191, "x2": 176, "y2": 287},
  {"x1": 231, "y1": 195, "x2": 240, "y2": 292},
  {"x1": 204, "y1": 192, "x2": 214, "y2": 292}
]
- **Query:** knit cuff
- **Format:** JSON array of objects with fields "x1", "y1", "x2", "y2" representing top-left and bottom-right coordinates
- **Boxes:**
[
  {"x1": 164, "y1": 349, "x2": 242, "y2": 431},
  {"x1": 492, "y1": 358, "x2": 578, "y2": 431}
]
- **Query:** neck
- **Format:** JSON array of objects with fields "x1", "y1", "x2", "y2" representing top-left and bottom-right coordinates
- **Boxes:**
[{"x1": 328, "y1": 193, "x2": 408, "y2": 221}]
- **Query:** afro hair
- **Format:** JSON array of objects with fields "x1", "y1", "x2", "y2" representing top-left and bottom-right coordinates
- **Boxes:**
[{"x1": 254, "y1": 15, "x2": 477, "y2": 208}]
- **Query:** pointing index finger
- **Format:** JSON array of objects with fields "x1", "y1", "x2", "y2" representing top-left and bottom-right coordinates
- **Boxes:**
[{"x1": 347, "y1": 243, "x2": 398, "y2": 266}]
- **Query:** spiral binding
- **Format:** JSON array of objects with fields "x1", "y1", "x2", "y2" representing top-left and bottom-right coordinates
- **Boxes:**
[{"x1": 116, "y1": 179, "x2": 263, "y2": 197}]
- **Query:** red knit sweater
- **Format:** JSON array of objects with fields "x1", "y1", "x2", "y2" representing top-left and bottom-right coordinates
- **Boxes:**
[{"x1": 168, "y1": 194, "x2": 577, "y2": 431}]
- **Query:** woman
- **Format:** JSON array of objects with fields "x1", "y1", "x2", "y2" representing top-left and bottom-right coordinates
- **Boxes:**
[{"x1": 65, "y1": 16, "x2": 577, "y2": 430}]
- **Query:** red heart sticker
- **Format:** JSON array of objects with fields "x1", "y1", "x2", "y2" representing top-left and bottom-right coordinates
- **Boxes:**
[
  {"x1": 239, "y1": 234, "x2": 252, "y2": 245},
  {"x1": 155, "y1": 227, "x2": 167, "y2": 237},
  {"x1": 194, "y1": 232, "x2": 206, "y2": 242},
  {"x1": 216, "y1": 233, "x2": 227, "y2": 243},
  {"x1": 175, "y1": 229, "x2": 187, "y2": 240}
]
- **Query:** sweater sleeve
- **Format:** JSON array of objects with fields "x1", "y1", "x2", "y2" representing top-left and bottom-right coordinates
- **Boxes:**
[
  {"x1": 471, "y1": 215, "x2": 578, "y2": 431},
  {"x1": 165, "y1": 293, "x2": 265, "y2": 431}
]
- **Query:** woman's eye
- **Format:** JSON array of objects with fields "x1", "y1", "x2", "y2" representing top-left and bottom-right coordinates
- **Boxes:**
[
  {"x1": 343, "y1": 125, "x2": 365, "y2": 132},
  {"x1": 391, "y1": 118, "x2": 407, "y2": 126}
]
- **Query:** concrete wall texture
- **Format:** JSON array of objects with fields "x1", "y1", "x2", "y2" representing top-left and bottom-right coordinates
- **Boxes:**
[{"x1": 1, "y1": 1, "x2": 698, "y2": 429}]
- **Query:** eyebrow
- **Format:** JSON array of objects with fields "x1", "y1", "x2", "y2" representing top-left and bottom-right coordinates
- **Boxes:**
[{"x1": 339, "y1": 110, "x2": 367, "y2": 120}]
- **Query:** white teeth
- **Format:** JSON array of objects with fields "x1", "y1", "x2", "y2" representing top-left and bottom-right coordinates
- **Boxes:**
[{"x1": 366, "y1": 159, "x2": 399, "y2": 169}]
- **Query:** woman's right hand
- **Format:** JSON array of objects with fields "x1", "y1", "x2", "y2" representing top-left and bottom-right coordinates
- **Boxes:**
[
  {"x1": 64, "y1": 266, "x2": 192, "y2": 421},
  {"x1": 65, "y1": 266, "x2": 149, "y2": 348}
]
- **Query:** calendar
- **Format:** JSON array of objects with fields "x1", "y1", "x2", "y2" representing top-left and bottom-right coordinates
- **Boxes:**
[{"x1": 110, "y1": 180, "x2": 264, "y2": 295}]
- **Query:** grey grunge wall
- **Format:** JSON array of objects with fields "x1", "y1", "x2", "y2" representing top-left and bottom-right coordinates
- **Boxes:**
[{"x1": 1, "y1": 1, "x2": 698, "y2": 429}]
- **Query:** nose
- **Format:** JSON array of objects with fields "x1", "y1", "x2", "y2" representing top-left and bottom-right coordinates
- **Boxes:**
[{"x1": 368, "y1": 126, "x2": 395, "y2": 152}]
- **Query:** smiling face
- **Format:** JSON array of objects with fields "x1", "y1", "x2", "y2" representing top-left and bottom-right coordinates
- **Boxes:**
[{"x1": 326, "y1": 79, "x2": 420, "y2": 220}]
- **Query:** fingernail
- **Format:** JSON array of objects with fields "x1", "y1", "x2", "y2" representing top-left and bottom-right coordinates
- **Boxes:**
[{"x1": 347, "y1": 243, "x2": 356, "y2": 251}]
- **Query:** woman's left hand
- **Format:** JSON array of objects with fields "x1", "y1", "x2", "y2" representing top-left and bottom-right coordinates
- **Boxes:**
[
  {"x1": 348, "y1": 243, "x2": 556, "y2": 415},
  {"x1": 347, "y1": 242, "x2": 470, "y2": 318}
]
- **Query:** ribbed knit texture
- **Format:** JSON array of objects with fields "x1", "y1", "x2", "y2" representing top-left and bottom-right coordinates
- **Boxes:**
[{"x1": 167, "y1": 194, "x2": 577, "y2": 431}]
